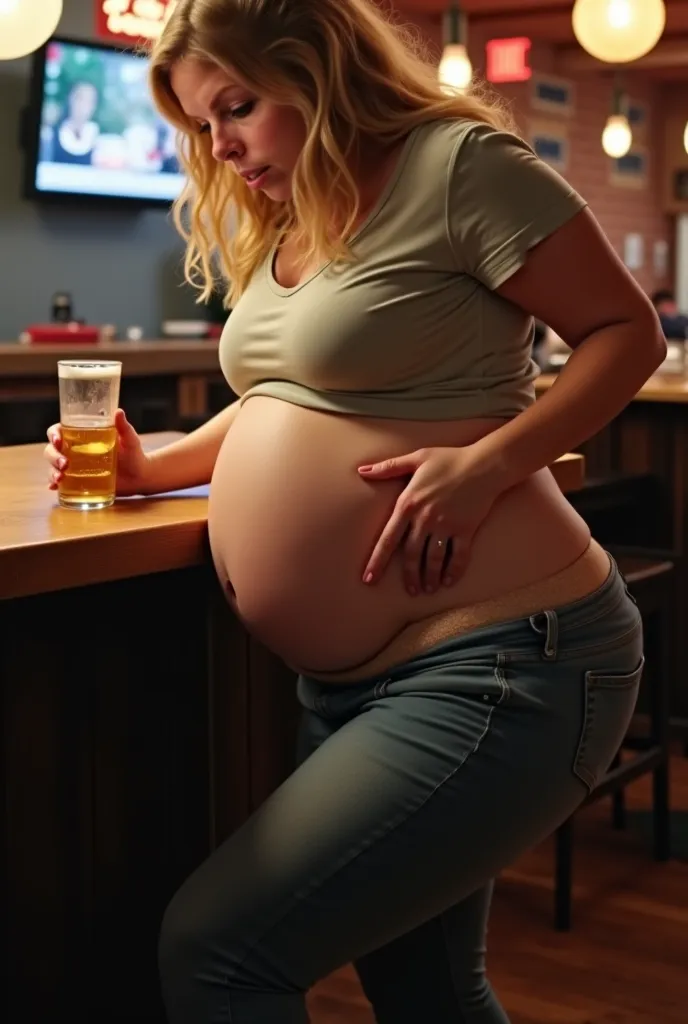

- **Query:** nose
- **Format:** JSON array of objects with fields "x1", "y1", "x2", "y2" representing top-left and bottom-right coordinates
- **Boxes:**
[{"x1": 211, "y1": 125, "x2": 244, "y2": 164}]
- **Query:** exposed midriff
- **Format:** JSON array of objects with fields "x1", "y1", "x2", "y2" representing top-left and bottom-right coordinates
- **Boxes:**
[{"x1": 207, "y1": 396, "x2": 592, "y2": 674}]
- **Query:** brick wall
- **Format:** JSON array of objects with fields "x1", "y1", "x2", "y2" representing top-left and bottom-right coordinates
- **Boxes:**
[
  {"x1": 478, "y1": 53, "x2": 674, "y2": 296},
  {"x1": 394, "y1": 6, "x2": 674, "y2": 295}
]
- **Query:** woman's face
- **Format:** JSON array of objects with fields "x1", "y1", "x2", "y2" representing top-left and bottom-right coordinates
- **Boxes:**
[
  {"x1": 170, "y1": 60, "x2": 307, "y2": 202},
  {"x1": 69, "y1": 83, "x2": 98, "y2": 124}
]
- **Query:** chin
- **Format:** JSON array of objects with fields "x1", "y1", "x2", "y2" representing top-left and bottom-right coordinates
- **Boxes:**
[{"x1": 263, "y1": 181, "x2": 292, "y2": 203}]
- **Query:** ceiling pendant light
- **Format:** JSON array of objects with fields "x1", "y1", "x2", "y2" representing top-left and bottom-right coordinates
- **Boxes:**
[
  {"x1": 572, "y1": 0, "x2": 666, "y2": 64},
  {"x1": 0, "y1": 0, "x2": 63, "y2": 61},
  {"x1": 439, "y1": 3, "x2": 472, "y2": 92},
  {"x1": 602, "y1": 114, "x2": 632, "y2": 157},
  {"x1": 602, "y1": 79, "x2": 632, "y2": 158}
]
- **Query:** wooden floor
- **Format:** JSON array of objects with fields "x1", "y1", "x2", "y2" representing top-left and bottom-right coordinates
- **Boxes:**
[{"x1": 307, "y1": 754, "x2": 688, "y2": 1023}]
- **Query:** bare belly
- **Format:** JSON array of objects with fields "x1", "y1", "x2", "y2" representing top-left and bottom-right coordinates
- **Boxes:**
[{"x1": 208, "y1": 396, "x2": 591, "y2": 672}]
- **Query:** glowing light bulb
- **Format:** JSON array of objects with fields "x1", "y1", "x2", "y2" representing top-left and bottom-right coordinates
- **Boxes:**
[
  {"x1": 602, "y1": 114, "x2": 632, "y2": 158},
  {"x1": 439, "y1": 43, "x2": 473, "y2": 91},
  {"x1": 572, "y1": 0, "x2": 666, "y2": 64},
  {"x1": 0, "y1": 0, "x2": 63, "y2": 60}
]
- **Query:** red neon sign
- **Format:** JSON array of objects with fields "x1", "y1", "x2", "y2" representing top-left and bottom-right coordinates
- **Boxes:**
[
  {"x1": 95, "y1": 1, "x2": 176, "y2": 46},
  {"x1": 486, "y1": 37, "x2": 532, "y2": 84}
]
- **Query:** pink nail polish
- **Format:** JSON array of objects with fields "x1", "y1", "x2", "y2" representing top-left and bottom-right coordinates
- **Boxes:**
[{"x1": 364, "y1": 573, "x2": 374, "y2": 584}]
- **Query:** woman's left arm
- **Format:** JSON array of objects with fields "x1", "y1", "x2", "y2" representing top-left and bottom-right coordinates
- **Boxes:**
[
  {"x1": 359, "y1": 206, "x2": 666, "y2": 591},
  {"x1": 477, "y1": 205, "x2": 667, "y2": 489}
]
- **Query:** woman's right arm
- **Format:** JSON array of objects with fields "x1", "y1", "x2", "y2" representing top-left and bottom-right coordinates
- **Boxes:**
[
  {"x1": 45, "y1": 400, "x2": 241, "y2": 496},
  {"x1": 141, "y1": 400, "x2": 241, "y2": 494}
]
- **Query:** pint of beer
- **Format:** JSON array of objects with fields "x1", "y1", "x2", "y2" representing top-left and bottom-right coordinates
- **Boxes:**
[{"x1": 57, "y1": 360, "x2": 122, "y2": 510}]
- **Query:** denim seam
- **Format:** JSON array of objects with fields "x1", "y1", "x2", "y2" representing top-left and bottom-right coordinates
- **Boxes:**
[
  {"x1": 572, "y1": 680, "x2": 597, "y2": 791},
  {"x1": 501, "y1": 618, "x2": 642, "y2": 666},
  {"x1": 545, "y1": 586, "x2": 626, "y2": 634},
  {"x1": 220, "y1": 704, "x2": 498, "y2": 997},
  {"x1": 572, "y1": 658, "x2": 644, "y2": 791}
]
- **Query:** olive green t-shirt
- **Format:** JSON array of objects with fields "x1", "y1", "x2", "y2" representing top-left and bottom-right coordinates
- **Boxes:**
[{"x1": 219, "y1": 117, "x2": 587, "y2": 420}]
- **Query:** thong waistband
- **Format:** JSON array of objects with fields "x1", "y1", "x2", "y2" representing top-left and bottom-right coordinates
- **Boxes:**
[{"x1": 310, "y1": 539, "x2": 612, "y2": 684}]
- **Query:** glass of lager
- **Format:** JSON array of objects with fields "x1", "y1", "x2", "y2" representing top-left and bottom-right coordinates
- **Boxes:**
[{"x1": 57, "y1": 360, "x2": 122, "y2": 510}]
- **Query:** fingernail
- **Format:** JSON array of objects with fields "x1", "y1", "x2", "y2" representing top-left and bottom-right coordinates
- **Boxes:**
[
  {"x1": 364, "y1": 573, "x2": 374, "y2": 584},
  {"x1": 58, "y1": 458, "x2": 67, "y2": 470}
]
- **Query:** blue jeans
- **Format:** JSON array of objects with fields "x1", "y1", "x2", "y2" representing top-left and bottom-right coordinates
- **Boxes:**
[{"x1": 159, "y1": 554, "x2": 643, "y2": 1023}]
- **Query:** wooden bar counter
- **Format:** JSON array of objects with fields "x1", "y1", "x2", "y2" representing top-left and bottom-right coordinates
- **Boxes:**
[
  {"x1": 0, "y1": 438, "x2": 583, "y2": 1023},
  {"x1": 0, "y1": 341, "x2": 227, "y2": 442}
]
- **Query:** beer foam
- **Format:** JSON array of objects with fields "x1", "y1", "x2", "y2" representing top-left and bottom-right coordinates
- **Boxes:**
[{"x1": 58, "y1": 361, "x2": 122, "y2": 380}]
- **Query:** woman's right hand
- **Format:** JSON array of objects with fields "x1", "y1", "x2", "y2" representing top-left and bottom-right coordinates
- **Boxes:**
[{"x1": 44, "y1": 408, "x2": 152, "y2": 497}]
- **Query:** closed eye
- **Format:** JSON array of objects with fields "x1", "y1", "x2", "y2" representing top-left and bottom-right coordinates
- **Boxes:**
[
  {"x1": 197, "y1": 100, "x2": 256, "y2": 134},
  {"x1": 228, "y1": 100, "x2": 255, "y2": 120}
]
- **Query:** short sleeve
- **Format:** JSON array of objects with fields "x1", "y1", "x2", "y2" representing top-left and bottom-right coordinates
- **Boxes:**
[{"x1": 446, "y1": 121, "x2": 588, "y2": 290}]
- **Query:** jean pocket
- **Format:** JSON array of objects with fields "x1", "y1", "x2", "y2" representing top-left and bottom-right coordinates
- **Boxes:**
[{"x1": 572, "y1": 657, "x2": 644, "y2": 792}]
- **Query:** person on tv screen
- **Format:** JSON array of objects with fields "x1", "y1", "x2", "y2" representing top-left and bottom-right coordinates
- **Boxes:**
[{"x1": 52, "y1": 81, "x2": 100, "y2": 166}]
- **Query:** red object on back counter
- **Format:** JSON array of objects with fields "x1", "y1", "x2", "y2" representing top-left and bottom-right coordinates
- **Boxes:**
[{"x1": 22, "y1": 324, "x2": 102, "y2": 344}]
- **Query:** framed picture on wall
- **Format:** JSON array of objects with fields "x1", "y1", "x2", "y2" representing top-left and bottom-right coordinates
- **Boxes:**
[
  {"x1": 673, "y1": 169, "x2": 688, "y2": 202},
  {"x1": 529, "y1": 120, "x2": 569, "y2": 172},
  {"x1": 530, "y1": 73, "x2": 575, "y2": 117},
  {"x1": 626, "y1": 98, "x2": 649, "y2": 143},
  {"x1": 609, "y1": 147, "x2": 649, "y2": 190}
]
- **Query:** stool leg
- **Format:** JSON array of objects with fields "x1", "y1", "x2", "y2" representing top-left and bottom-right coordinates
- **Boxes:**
[
  {"x1": 651, "y1": 602, "x2": 672, "y2": 861},
  {"x1": 653, "y1": 762, "x2": 671, "y2": 861},
  {"x1": 555, "y1": 818, "x2": 573, "y2": 931},
  {"x1": 609, "y1": 751, "x2": 626, "y2": 830}
]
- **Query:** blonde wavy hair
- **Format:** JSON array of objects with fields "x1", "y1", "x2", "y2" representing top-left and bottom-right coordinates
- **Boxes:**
[{"x1": 149, "y1": 0, "x2": 514, "y2": 307}]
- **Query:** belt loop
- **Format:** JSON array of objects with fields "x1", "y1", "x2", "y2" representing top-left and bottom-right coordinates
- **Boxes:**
[
  {"x1": 529, "y1": 609, "x2": 558, "y2": 660},
  {"x1": 542, "y1": 609, "x2": 558, "y2": 660}
]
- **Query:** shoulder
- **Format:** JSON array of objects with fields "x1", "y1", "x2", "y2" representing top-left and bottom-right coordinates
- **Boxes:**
[
  {"x1": 410, "y1": 117, "x2": 541, "y2": 202},
  {"x1": 414, "y1": 116, "x2": 533, "y2": 165}
]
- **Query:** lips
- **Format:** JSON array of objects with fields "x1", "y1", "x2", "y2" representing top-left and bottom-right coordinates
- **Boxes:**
[{"x1": 240, "y1": 166, "x2": 270, "y2": 182}]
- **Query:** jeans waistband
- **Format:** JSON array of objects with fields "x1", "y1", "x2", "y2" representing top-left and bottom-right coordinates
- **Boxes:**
[{"x1": 299, "y1": 552, "x2": 632, "y2": 703}]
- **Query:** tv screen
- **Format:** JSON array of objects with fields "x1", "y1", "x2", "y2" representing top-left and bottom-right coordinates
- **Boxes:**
[{"x1": 24, "y1": 37, "x2": 185, "y2": 206}]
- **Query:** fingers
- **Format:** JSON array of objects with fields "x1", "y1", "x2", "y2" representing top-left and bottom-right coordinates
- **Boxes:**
[
  {"x1": 401, "y1": 518, "x2": 428, "y2": 595},
  {"x1": 442, "y1": 538, "x2": 469, "y2": 585},
  {"x1": 362, "y1": 506, "x2": 411, "y2": 585},
  {"x1": 47, "y1": 459, "x2": 67, "y2": 489},
  {"x1": 115, "y1": 408, "x2": 139, "y2": 449},
  {"x1": 422, "y1": 533, "x2": 453, "y2": 593},
  {"x1": 45, "y1": 424, "x2": 62, "y2": 452},
  {"x1": 44, "y1": 424, "x2": 67, "y2": 489}
]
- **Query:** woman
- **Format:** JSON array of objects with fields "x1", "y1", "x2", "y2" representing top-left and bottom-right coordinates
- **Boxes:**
[
  {"x1": 52, "y1": 80, "x2": 100, "y2": 166},
  {"x1": 44, "y1": 1, "x2": 666, "y2": 1021}
]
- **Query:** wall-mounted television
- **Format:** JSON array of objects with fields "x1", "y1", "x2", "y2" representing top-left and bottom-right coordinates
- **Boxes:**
[{"x1": 22, "y1": 36, "x2": 185, "y2": 207}]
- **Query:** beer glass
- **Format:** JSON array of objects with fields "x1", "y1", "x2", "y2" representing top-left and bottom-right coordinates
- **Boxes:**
[{"x1": 57, "y1": 360, "x2": 122, "y2": 510}]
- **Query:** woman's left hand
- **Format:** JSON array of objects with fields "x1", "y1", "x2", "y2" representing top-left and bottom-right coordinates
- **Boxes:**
[{"x1": 358, "y1": 443, "x2": 506, "y2": 595}]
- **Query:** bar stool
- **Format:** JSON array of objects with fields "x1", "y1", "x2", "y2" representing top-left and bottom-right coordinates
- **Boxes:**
[{"x1": 553, "y1": 549, "x2": 673, "y2": 931}]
